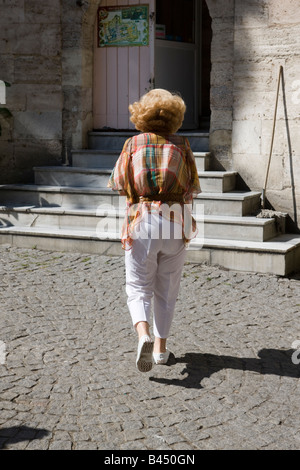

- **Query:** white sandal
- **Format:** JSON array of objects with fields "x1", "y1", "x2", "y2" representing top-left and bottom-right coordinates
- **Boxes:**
[
  {"x1": 136, "y1": 335, "x2": 154, "y2": 372},
  {"x1": 153, "y1": 349, "x2": 171, "y2": 365}
]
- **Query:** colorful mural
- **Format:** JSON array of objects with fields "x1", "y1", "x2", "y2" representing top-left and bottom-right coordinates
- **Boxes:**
[{"x1": 98, "y1": 5, "x2": 149, "y2": 47}]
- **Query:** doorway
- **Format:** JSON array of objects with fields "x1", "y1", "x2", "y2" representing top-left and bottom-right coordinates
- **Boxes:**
[
  {"x1": 93, "y1": 0, "x2": 211, "y2": 131},
  {"x1": 155, "y1": 0, "x2": 199, "y2": 129}
]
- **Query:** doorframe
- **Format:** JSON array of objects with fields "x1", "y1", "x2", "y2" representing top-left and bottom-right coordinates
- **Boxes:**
[{"x1": 92, "y1": 0, "x2": 208, "y2": 131}]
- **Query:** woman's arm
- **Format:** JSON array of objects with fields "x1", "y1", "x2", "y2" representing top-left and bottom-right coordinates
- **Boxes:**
[{"x1": 107, "y1": 138, "x2": 132, "y2": 194}]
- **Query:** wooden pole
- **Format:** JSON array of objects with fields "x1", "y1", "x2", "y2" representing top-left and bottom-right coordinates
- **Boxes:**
[{"x1": 262, "y1": 65, "x2": 283, "y2": 209}]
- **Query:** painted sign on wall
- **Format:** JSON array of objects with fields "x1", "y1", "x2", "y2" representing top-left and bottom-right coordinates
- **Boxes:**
[{"x1": 98, "y1": 5, "x2": 149, "y2": 47}]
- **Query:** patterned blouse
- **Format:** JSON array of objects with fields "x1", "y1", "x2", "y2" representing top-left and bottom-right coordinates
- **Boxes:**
[{"x1": 108, "y1": 132, "x2": 201, "y2": 249}]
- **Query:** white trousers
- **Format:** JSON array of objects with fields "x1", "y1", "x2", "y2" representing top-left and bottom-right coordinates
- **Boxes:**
[{"x1": 125, "y1": 213, "x2": 186, "y2": 339}]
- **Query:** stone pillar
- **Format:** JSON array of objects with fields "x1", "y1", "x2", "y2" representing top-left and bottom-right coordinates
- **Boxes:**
[
  {"x1": 61, "y1": 0, "x2": 95, "y2": 163},
  {"x1": 206, "y1": 0, "x2": 235, "y2": 170}
]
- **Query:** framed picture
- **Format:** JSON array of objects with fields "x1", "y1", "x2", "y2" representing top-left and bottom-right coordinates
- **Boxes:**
[{"x1": 98, "y1": 4, "x2": 149, "y2": 47}]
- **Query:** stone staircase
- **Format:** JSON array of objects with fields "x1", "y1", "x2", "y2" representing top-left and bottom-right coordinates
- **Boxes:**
[{"x1": 0, "y1": 130, "x2": 300, "y2": 276}]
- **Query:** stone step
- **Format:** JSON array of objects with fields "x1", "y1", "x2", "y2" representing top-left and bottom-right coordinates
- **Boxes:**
[
  {"x1": 1, "y1": 125, "x2": 298, "y2": 276},
  {"x1": 194, "y1": 152, "x2": 211, "y2": 172},
  {"x1": 181, "y1": 132, "x2": 210, "y2": 152},
  {"x1": 0, "y1": 206, "x2": 278, "y2": 242},
  {"x1": 71, "y1": 150, "x2": 210, "y2": 172},
  {"x1": 88, "y1": 131, "x2": 137, "y2": 151},
  {"x1": 72, "y1": 150, "x2": 119, "y2": 169},
  {"x1": 200, "y1": 214, "x2": 278, "y2": 242},
  {"x1": 0, "y1": 185, "x2": 126, "y2": 210},
  {"x1": 198, "y1": 171, "x2": 237, "y2": 193},
  {"x1": 0, "y1": 185, "x2": 261, "y2": 216},
  {"x1": 0, "y1": 224, "x2": 299, "y2": 275},
  {"x1": 0, "y1": 225, "x2": 123, "y2": 257},
  {"x1": 0, "y1": 206, "x2": 123, "y2": 234},
  {"x1": 88, "y1": 130, "x2": 210, "y2": 152},
  {"x1": 34, "y1": 167, "x2": 112, "y2": 188},
  {"x1": 33, "y1": 166, "x2": 235, "y2": 192},
  {"x1": 188, "y1": 234, "x2": 300, "y2": 277},
  {"x1": 195, "y1": 191, "x2": 261, "y2": 216}
]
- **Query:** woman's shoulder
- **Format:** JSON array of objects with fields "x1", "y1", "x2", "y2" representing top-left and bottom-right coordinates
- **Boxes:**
[
  {"x1": 122, "y1": 133, "x2": 149, "y2": 151},
  {"x1": 129, "y1": 132, "x2": 188, "y2": 150},
  {"x1": 130, "y1": 132, "x2": 164, "y2": 148},
  {"x1": 136, "y1": 132, "x2": 186, "y2": 143},
  {"x1": 166, "y1": 134, "x2": 186, "y2": 146}
]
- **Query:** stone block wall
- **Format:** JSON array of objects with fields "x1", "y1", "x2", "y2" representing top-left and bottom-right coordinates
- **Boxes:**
[
  {"x1": 0, "y1": 0, "x2": 63, "y2": 183},
  {"x1": 61, "y1": 0, "x2": 95, "y2": 164},
  {"x1": 231, "y1": 0, "x2": 300, "y2": 229},
  {"x1": 205, "y1": 0, "x2": 300, "y2": 229},
  {"x1": 206, "y1": 0, "x2": 235, "y2": 170},
  {"x1": 0, "y1": 0, "x2": 95, "y2": 184}
]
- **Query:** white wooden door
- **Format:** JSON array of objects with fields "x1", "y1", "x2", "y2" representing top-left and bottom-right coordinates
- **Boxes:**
[{"x1": 93, "y1": 0, "x2": 155, "y2": 130}]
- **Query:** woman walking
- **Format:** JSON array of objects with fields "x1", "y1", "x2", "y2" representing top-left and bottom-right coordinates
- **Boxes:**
[{"x1": 108, "y1": 89, "x2": 201, "y2": 372}]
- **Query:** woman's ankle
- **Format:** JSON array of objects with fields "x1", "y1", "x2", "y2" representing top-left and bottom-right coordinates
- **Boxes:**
[
  {"x1": 135, "y1": 321, "x2": 151, "y2": 340},
  {"x1": 154, "y1": 337, "x2": 167, "y2": 354}
]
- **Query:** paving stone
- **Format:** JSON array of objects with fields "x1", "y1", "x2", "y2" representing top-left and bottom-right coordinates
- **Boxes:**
[{"x1": 0, "y1": 245, "x2": 300, "y2": 450}]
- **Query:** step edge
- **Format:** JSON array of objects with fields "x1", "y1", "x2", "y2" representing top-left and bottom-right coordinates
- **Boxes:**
[
  {"x1": 72, "y1": 150, "x2": 210, "y2": 157},
  {"x1": 0, "y1": 185, "x2": 261, "y2": 198},
  {"x1": 1, "y1": 227, "x2": 300, "y2": 253},
  {"x1": 88, "y1": 131, "x2": 210, "y2": 136},
  {"x1": 0, "y1": 226, "x2": 300, "y2": 253},
  {"x1": 34, "y1": 166, "x2": 113, "y2": 175},
  {"x1": 0, "y1": 225, "x2": 120, "y2": 240},
  {"x1": 0, "y1": 206, "x2": 275, "y2": 225},
  {"x1": 0, "y1": 184, "x2": 120, "y2": 194},
  {"x1": 195, "y1": 191, "x2": 261, "y2": 200},
  {"x1": 193, "y1": 152, "x2": 211, "y2": 157},
  {"x1": 196, "y1": 215, "x2": 276, "y2": 226},
  {"x1": 190, "y1": 234, "x2": 300, "y2": 253},
  {"x1": 198, "y1": 171, "x2": 237, "y2": 177},
  {"x1": 72, "y1": 149, "x2": 119, "y2": 155},
  {"x1": 35, "y1": 167, "x2": 238, "y2": 178}
]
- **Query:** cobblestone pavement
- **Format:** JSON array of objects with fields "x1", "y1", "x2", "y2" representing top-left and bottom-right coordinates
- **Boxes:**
[{"x1": 1, "y1": 244, "x2": 300, "y2": 451}]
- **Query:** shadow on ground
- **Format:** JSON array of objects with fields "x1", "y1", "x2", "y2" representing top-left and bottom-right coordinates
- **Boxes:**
[
  {"x1": 150, "y1": 349, "x2": 300, "y2": 389},
  {"x1": 0, "y1": 425, "x2": 50, "y2": 450}
]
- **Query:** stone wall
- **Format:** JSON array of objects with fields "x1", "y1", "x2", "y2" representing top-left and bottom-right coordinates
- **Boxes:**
[
  {"x1": 205, "y1": 0, "x2": 300, "y2": 230},
  {"x1": 61, "y1": 0, "x2": 96, "y2": 164},
  {"x1": 0, "y1": 0, "x2": 96, "y2": 183},
  {"x1": 234, "y1": 0, "x2": 300, "y2": 230},
  {"x1": 0, "y1": 0, "x2": 299, "y2": 230},
  {"x1": 0, "y1": 0, "x2": 63, "y2": 183},
  {"x1": 206, "y1": 0, "x2": 235, "y2": 170}
]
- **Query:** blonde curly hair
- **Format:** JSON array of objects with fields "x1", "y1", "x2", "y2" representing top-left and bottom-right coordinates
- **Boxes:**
[{"x1": 129, "y1": 89, "x2": 186, "y2": 135}]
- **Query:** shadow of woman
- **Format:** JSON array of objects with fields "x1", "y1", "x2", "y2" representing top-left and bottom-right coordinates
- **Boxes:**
[
  {"x1": 149, "y1": 349, "x2": 300, "y2": 389},
  {"x1": 0, "y1": 425, "x2": 50, "y2": 449}
]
